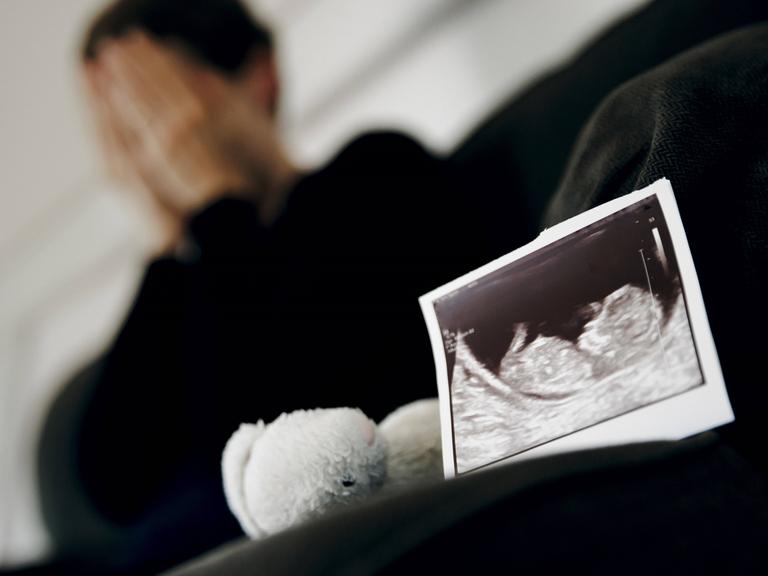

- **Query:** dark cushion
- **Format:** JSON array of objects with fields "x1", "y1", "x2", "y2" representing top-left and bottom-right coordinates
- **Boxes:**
[{"x1": 166, "y1": 434, "x2": 768, "y2": 575}]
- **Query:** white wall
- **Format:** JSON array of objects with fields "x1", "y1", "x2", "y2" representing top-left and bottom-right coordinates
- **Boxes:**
[
  {"x1": 0, "y1": 0, "x2": 647, "y2": 567},
  {"x1": 0, "y1": 0, "x2": 148, "y2": 564}
]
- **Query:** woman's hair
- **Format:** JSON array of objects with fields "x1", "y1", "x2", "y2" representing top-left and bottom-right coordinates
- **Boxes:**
[{"x1": 81, "y1": 0, "x2": 273, "y2": 75}]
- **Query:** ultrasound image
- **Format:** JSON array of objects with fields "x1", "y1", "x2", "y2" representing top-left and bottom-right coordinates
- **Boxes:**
[
  {"x1": 433, "y1": 196, "x2": 704, "y2": 474},
  {"x1": 451, "y1": 284, "x2": 700, "y2": 472}
]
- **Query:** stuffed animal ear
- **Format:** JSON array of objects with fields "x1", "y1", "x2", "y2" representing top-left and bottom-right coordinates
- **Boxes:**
[{"x1": 222, "y1": 421, "x2": 267, "y2": 538}]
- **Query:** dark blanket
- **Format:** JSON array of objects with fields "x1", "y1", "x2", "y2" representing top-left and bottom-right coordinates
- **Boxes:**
[{"x1": 167, "y1": 435, "x2": 768, "y2": 576}]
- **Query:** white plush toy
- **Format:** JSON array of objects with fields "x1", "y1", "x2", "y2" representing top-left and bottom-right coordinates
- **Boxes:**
[{"x1": 222, "y1": 398, "x2": 442, "y2": 538}]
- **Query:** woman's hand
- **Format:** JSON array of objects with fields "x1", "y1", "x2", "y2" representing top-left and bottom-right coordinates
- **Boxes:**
[{"x1": 84, "y1": 31, "x2": 290, "y2": 232}]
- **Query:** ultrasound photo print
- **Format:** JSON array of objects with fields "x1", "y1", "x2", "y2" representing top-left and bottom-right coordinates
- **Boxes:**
[{"x1": 432, "y1": 195, "x2": 703, "y2": 474}]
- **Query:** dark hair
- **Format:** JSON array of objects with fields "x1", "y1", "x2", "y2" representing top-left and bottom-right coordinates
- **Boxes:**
[{"x1": 81, "y1": 0, "x2": 273, "y2": 74}]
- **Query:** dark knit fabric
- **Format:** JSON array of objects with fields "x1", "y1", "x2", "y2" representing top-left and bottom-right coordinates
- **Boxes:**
[
  {"x1": 546, "y1": 23, "x2": 768, "y2": 476},
  {"x1": 453, "y1": 0, "x2": 768, "y2": 249}
]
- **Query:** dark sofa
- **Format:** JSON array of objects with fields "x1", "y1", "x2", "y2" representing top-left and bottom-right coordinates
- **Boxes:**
[{"x1": 167, "y1": 434, "x2": 768, "y2": 575}]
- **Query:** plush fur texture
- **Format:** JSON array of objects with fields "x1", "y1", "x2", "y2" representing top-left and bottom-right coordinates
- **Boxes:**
[
  {"x1": 222, "y1": 399, "x2": 441, "y2": 538},
  {"x1": 379, "y1": 399, "x2": 443, "y2": 486}
]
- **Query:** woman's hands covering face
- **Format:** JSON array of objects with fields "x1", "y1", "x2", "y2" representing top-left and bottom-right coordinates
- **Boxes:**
[{"x1": 84, "y1": 31, "x2": 285, "y2": 252}]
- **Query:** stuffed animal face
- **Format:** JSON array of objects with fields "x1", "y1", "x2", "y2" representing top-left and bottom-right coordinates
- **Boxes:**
[{"x1": 222, "y1": 408, "x2": 388, "y2": 537}]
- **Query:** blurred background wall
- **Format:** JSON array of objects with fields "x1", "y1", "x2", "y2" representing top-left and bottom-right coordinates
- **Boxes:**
[{"x1": 0, "y1": 0, "x2": 647, "y2": 567}]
